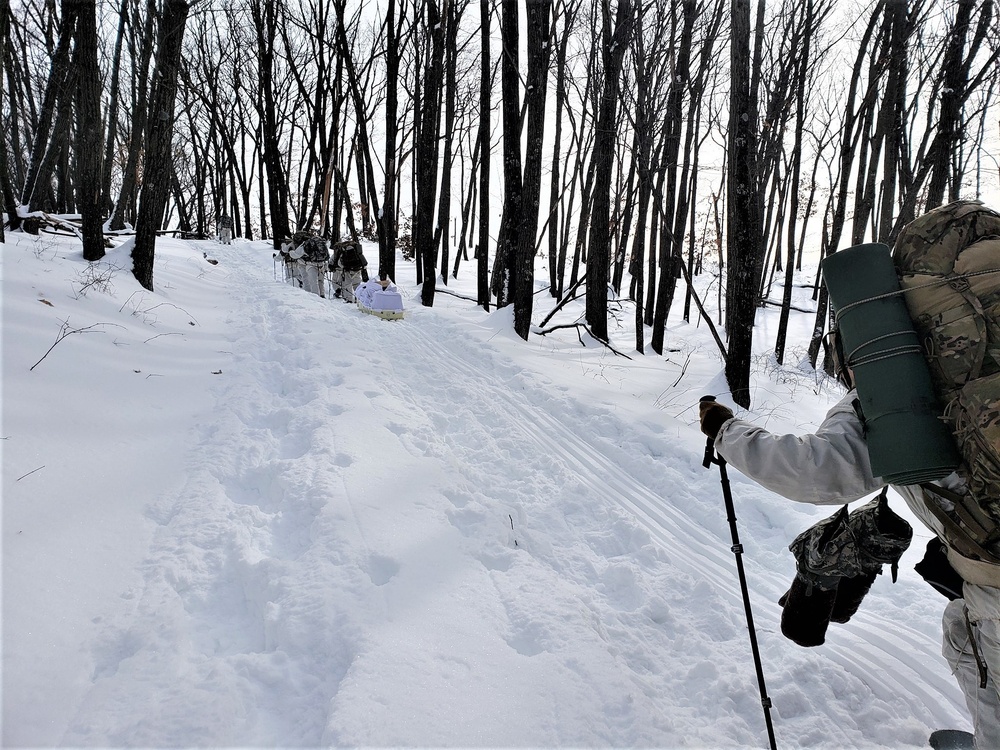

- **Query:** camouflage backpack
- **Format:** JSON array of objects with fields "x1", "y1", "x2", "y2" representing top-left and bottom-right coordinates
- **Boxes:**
[
  {"x1": 301, "y1": 236, "x2": 330, "y2": 263},
  {"x1": 892, "y1": 200, "x2": 1000, "y2": 561}
]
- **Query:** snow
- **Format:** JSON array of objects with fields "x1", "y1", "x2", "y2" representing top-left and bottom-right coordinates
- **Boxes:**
[{"x1": 2, "y1": 229, "x2": 970, "y2": 748}]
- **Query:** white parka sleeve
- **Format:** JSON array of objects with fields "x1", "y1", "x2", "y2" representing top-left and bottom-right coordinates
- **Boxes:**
[{"x1": 714, "y1": 392, "x2": 885, "y2": 505}]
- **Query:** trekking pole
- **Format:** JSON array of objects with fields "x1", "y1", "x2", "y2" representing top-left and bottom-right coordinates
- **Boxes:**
[{"x1": 700, "y1": 395, "x2": 778, "y2": 750}]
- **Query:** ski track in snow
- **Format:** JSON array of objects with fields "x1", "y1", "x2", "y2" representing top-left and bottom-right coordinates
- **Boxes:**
[{"x1": 58, "y1": 241, "x2": 965, "y2": 748}]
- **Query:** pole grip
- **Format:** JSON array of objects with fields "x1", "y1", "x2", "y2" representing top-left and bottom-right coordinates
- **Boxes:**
[{"x1": 700, "y1": 395, "x2": 717, "y2": 468}]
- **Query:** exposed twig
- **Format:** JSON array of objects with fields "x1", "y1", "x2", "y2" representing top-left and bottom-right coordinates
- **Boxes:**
[
  {"x1": 761, "y1": 298, "x2": 815, "y2": 314},
  {"x1": 536, "y1": 322, "x2": 633, "y2": 359},
  {"x1": 538, "y1": 273, "x2": 587, "y2": 328},
  {"x1": 17, "y1": 465, "x2": 45, "y2": 481},
  {"x1": 30, "y1": 320, "x2": 119, "y2": 371},
  {"x1": 144, "y1": 332, "x2": 182, "y2": 344},
  {"x1": 670, "y1": 353, "x2": 693, "y2": 387},
  {"x1": 435, "y1": 287, "x2": 479, "y2": 303}
]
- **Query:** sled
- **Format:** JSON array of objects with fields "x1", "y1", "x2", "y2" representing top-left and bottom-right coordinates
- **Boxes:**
[{"x1": 357, "y1": 289, "x2": 404, "y2": 320}]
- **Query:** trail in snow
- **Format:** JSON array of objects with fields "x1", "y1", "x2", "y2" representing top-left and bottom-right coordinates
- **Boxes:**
[{"x1": 33, "y1": 238, "x2": 966, "y2": 748}]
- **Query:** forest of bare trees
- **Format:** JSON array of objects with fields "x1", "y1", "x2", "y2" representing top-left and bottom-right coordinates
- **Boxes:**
[{"x1": 3, "y1": 0, "x2": 999, "y2": 404}]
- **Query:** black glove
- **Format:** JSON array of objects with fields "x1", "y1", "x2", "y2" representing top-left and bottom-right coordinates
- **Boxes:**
[
  {"x1": 830, "y1": 571, "x2": 879, "y2": 623},
  {"x1": 699, "y1": 400, "x2": 734, "y2": 440},
  {"x1": 779, "y1": 575, "x2": 839, "y2": 647}
]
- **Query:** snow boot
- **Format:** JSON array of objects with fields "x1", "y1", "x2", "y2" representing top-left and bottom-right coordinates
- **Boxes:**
[{"x1": 929, "y1": 729, "x2": 974, "y2": 749}]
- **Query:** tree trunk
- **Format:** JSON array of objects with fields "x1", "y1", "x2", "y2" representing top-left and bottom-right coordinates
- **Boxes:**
[
  {"x1": 775, "y1": 1, "x2": 813, "y2": 365},
  {"x1": 547, "y1": 3, "x2": 575, "y2": 299},
  {"x1": 585, "y1": 0, "x2": 631, "y2": 342},
  {"x1": 491, "y1": 0, "x2": 522, "y2": 308},
  {"x1": 382, "y1": 0, "x2": 401, "y2": 280},
  {"x1": 131, "y1": 0, "x2": 190, "y2": 291},
  {"x1": 254, "y1": 0, "x2": 291, "y2": 248},
  {"x1": 0, "y1": 0, "x2": 19, "y2": 234},
  {"x1": 650, "y1": 0, "x2": 696, "y2": 354},
  {"x1": 926, "y1": 0, "x2": 974, "y2": 209},
  {"x1": 477, "y1": 0, "x2": 491, "y2": 311},
  {"x1": 110, "y1": 0, "x2": 156, "y2": 231},
  {"x1": 414, "y1": 0, "x2": 446, "y2": 306},
  {"x1": 725, "y1": 0, "x2": 760, "y2": 409},
  {"x1": 512, "y1": 0, "x2": 552, "y2": 339},
  {"x1": 71, "y1": 0, "x2": 105, "y2": 261},
  {"x1": 101, "y1": 0, "x2": 129, "y2": 217},
  {"x1": 21, "y1": 3, "x2": 75, "y2": 210}
]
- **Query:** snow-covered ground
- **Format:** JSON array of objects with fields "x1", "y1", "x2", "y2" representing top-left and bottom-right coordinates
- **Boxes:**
[{"x1": 2, "y1": 229, "x2": 969, "y2": 748}]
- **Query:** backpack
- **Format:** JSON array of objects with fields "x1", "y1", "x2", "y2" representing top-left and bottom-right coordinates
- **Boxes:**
[
  {"x1": 301, "y1": 236, "x2": 329, "y2": 263},
  {"x1": 338, "y1": 242, "x2": 367, "y2": 272},
  {"x1": 892, "y1": 200, "x2": 1000, "y2": 561}
]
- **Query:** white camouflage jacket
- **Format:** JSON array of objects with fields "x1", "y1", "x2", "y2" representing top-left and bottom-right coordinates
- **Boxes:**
[{"x1": 714, "y1": 391, "x2": 1000, "y2": 588}]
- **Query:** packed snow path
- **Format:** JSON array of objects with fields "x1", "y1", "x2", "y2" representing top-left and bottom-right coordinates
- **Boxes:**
[{"x1": 4, "y1": 237, "x2": 968, "y2": 748}]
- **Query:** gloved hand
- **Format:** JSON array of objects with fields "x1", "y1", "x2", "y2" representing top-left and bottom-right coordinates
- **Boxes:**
[{"x1": 699, "y1": 400, "x2": 734, "y2": 439}]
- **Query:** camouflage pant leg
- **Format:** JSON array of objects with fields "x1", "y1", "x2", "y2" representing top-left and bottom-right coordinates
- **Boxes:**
[
  {"x1": 302, "y1": 261, "x2": 323, "y2": 297},
  {"x1": 943, "y1": 592, "x2": 1000, "y2": 749}
]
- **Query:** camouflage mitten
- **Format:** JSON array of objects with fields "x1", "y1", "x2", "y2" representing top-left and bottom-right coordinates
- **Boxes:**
[
  {"x1": 780, "y1": 506, "x2": 854, "y2": 647},
  {"x1": 831, "y1": 490, "x2": 912, "y2": 624}
]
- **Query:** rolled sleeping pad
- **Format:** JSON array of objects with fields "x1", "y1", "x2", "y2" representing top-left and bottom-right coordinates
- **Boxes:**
[{"x1": 821, "y1": 243, "x2": 960, "y2": 484}]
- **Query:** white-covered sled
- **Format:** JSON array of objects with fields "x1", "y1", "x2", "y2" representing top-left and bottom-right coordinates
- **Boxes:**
[{"x1": 355, "y1": 279, "x2": 404, "y2": 320}]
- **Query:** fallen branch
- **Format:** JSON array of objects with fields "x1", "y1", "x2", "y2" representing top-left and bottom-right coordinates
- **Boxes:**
[
  {"x1": 434, "y1": 287, "x2": 479, "y2": 303},
  {"x1": 17, "y1": 465, "x2": 45, "y2": 481},
  {"x1": 760, "y1": 298, "x2": 816, "y2": 314},
  {"x1": 538, "y1": 274, "x2": 587, "y2": 328},
  {"x1": 535, "y1": 321, "x2": 633, "y2": 359},
  {"x1": 30, "y1": 319, "x2": 120, "y2": 371}
]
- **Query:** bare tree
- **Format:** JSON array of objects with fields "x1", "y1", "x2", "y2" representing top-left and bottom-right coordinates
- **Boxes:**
[
  {"x1": 71, "y1": 0, "x2": 105, "y2": 261},
  {"x1": 491, "y1": 0, "x2": 522, "y2": 309},
  {"x1": 109, "y1": 0, "x2": 156, "y2": 231},
  {"x1": 512, "y1": 0, "x2": 553, "y2": 339},
  {"x1": 413, "y1": 0, "x2": 446, "y2": 306},
  {"x1": 251, "y1": 0, "x2": 291, "y2": 247},
  {"x1": 21, "y1": 3, "x2": 75, "y2": 213},
  {"x1": 585, "y1": 0, "x2": 632, "y2": 342},
  {"x1": 131, "y1": 0, "x2": 191, "y2": 290},
  {"x1": 725, "y1": 0, "x2": 761, "y2": 408},
  {"x1": 477, "y1": 0, "x2": 492, "y2": 310},
  {"x1": 0, "y1": 0, "x2": 18, "y2": 236}
]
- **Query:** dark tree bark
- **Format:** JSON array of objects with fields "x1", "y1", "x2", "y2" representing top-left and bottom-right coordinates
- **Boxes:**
[
  {"x1": 71, "y1": 0, "x2": 105, "y2": 261},
  {"x1": 131, "y1": 0, "x2": 191, "y2": 291},
  {"x1": 512, "y1": 0, "x2": 552, "y2": 340},
  {"x1": 435, "y1": 0, "x2": 466, "y2": 289},
  {"x1": 253, "y1": 0, "x2": 291, "y2": 248},
  {"x1": 775, "y1": 0, "x2": 815, "y2": 364},
  {"x1": 490, "y1": 0, "x2": 522, "y2": 308},
  {"x1": 23, "y1": 3, "x2": 76, "y2": 212},
  {"x1": 382, "y1": 0, "x2": 402, "y2": 281},
  {"x1": 334, "y1": 0, "x2": 388, "y2": 274},
  {"x1": 926, "y1": 0, "x2": 976, "y2": 209},
  {"x1": 585, "y1": 0, "x2": 632, "y2": 342},
  {"x1": 414, "y1": 0, "x2": 446, "y2": 306},
  {"x1": 110, "y1": 0, "x2": 156, "y2": 231},
  {"x1": 725, "y1": 0, "x2": 760, "y2": 409},
  {"x1": 0, "y1": 0, "x2": 18, "y2": 235},
  {"x1": 806, "y1": 9, "x2": 881, "y2": 368},
  {"x1": 546, "y1": 0, "x2": 577, "y2": 300},
  {"x1": 477, "y1": 0, "x2": 491, "y2": 310},
  {"x1": 650, "y1": 0, "x2": 696, "y2": 354},
  {"x1": 101, "y1": 0, "x2": 129, "y2": 217}
]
